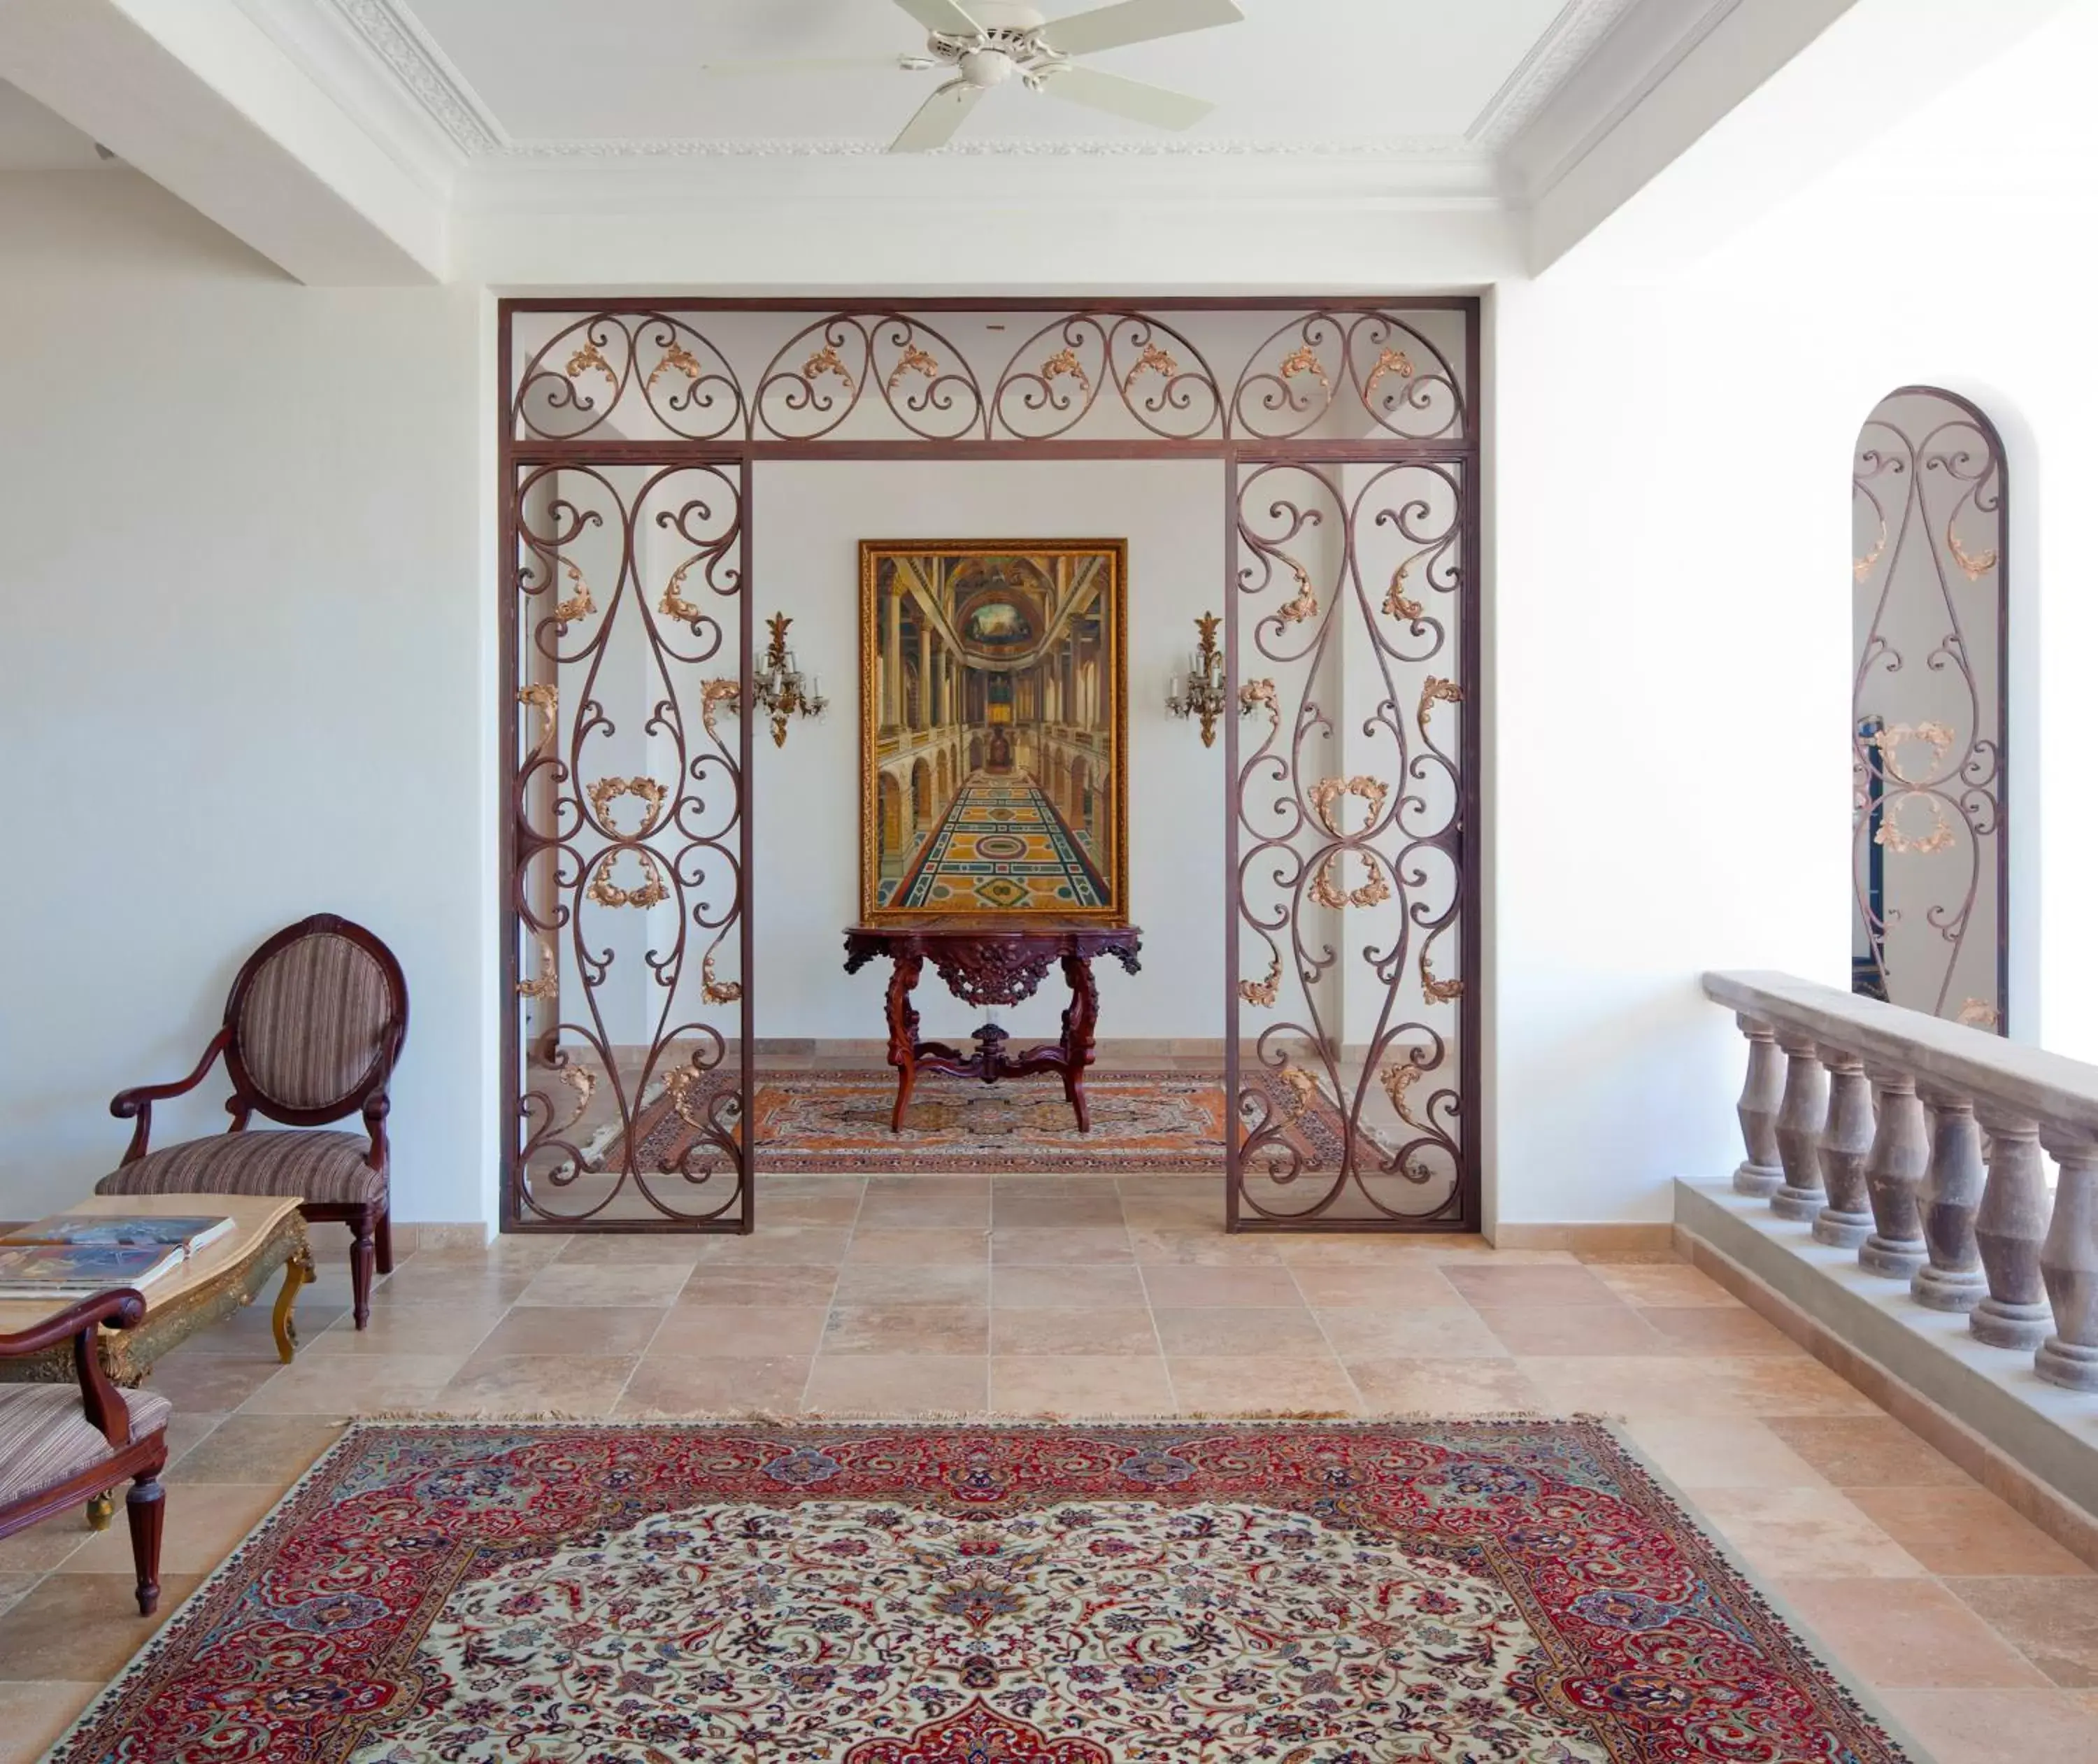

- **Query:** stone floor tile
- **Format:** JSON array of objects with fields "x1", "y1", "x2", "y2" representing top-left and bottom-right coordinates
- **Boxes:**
[
  {"x1": 750, "y1": 1182, "x2": 866, "y2": 1226},
  {"x1": 649, "y1": 1305, "x2": 830, "y2": 1358},
  {"x1": 990, "y1": 1227, "x2": 1132, "y2": 1265},
  {"x1": 237, "y1": 1352, "x2": 471, "y2": 1415},
  {"x1": 1474, "y1": 1304, "x2": 1669, "y2": 1357},
  {"x1": 1166, "y1": 1356, "x2": 1361, "y2": 1416},
  {"x1": 1764, "y1": 1416, "x2": 1976, "y2": 1488},
  {"x1": 1640, "y1": 1305, "x2": 1801, "y2": 1356},
  {"x1": 678, "y1": 1264, "x2": 839, "y2": 1307},
  {"x1": 990, "y1": 1356, "x2": 1176, "y2": 1416},
  {"x1": 845, "y1": 1228, "x2": 991, "y2": 1265},
  {"x1": 1590, "y1": 1262, "x2": 1739, "y2": 1308},
  {"x1": 1441, "y1": 1264, "x2": 1627, "y2": 1309},
  {"x1": 1849, "y1": 1486, "x2": 2091, "y2": 1578},
  {"x1": 430, "y1": 1354, "x2": 638, "y2": 1417},
  {"x1": 1139, "y1": 1265, "x2": 1305, "y2": 1309},
  {"x1": 552, "y1": 1232, "x2": 712, "y2": 1266},
  {"x1": 1950, "y1": 1577, "x2": 2098, "y2": 1686},
  {"x1": 857, "y1": 1179, "x2": 990, "y2": 1228},
  {"x1": 306, "y1": 1302, "x2": 508, "y2": 1357},
  {"x1": 167, "y1": 1414, "x2": 345, "y2": 1486},
  {"x1": 616, "y1": 1356, "x2": 811, "y2": 1416},
  {"x1": 990, "y1": 1308, "x2": 1160, "y2": 1356},
  {"x1": 991, "y1": 1187, "x2": 1126, "y2": 1229},
  {"x1": 1287, "y1": 1265, "x2": 1465, "y2": 1309},
  {"x1": 371, "y1": 1263, "x2": 540, "y2": 1307},
  {"x1": 1316, "y1": 1308, "x2": 1508, "y2": 1361},
  {"x1": 1123, "y1": 1229, "x2": 1287, "y2": 1267},
  {"x1": 803, "y1": 1355, "x2": 988, "y2": 1416},
  {"x1": 0, "y1": 1574, "x2": 199, "y2": 1681},
  {"x1": 1692, "y1": 1486, "x2": 1928, "y2": 1579},
  {"x1": 1881, "y1": 1689, "x2": 2098, "y2": 1764},
  {"x1": 177, "y1": 1298, "x2": 348, "y2": 1356},
  {"x1": 0, "y1": 1510, "x2": 90, "y2": 1574},
  {"x1": 1150, "y1": 1307, "x2": 1328, "y2": 1358},
  {"x1": 514, "y1": 1262, "x2": 695, "y2": 1308},
  {"x1": 0, "y1": 1679, "x2": 101, "y2": 1764},
  {"x1": 1346, "y1": 1357, "x2": 1544, "y2": 1416},
  {"x1": 470, "y1": 1305, "x2": 668, "y2": 1360},
  {"x1": 140, "y1": 1352, "x2": 287, "y2": 1414},
  {"x1": 833, "y1": 1262, "x2": 990, "y2": 1305},
  {"x1": 688, "y1": 1227, "x2": 853, "y2": 1267},
  {"x1": 1776, "y1": 1577, "x2": 2050, "y2": 1687},
  {"x1": 1620, "y1": 1417, "x2": 1832, "y2": 1491},
  {"x1": 990, "y1": 1264, "x2": 1148, "y2": 1309},
  {"x1": 823, "y1": 1304, "x2": 990, "y2": 1356},
  {"x1": 69, "y1": 1481, "x2": 284, "y2": 1577}
]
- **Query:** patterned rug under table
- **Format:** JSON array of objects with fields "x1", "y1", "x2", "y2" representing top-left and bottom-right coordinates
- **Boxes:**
[
  {"x1": 50, "y1": 1421, "x2": 1913, "y2": 1763},
  {"x1": 613, "y1": 1065, "x2": 1355, "y2": 1174}
]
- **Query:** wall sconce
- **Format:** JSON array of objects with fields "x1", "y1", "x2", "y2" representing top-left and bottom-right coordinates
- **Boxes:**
[
  {"x1": 752, "y1": 613, "x2": 828, "y2": 747},
  {"x1": 1165, "y1": 612, "x2": 1232, "y2": 748}
]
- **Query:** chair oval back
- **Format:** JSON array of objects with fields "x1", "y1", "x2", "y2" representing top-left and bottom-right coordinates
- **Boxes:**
[{"x1": 224, "y1": 916, "x2": 408, "y2": 1122}]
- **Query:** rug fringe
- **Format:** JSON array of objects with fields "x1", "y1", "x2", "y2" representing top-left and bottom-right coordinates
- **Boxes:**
[{"x1": 350, "y1": 1407, "x2": 1585, "y2": 1428}]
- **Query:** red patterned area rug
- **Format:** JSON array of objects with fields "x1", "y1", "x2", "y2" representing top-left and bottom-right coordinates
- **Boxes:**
[
  {"x1": 51, "y1": 1421, "x2": 1914, "y2": 1763},
  {"x1": 613, "y1": 1066, "x2": 1353, "y2": 1174}
]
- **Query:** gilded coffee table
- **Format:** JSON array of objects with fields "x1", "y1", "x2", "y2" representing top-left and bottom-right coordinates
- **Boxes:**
[{"x1": 0, "y1": 1193, "x2": 315, "y2": 1524}]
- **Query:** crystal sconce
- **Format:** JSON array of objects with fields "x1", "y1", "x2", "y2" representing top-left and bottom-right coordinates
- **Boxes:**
[
  {"x1": 752, "y1": 613, "x2": 828, "y2": 747},
  {"x1": 1165, "y1": 612, "x2": 1234, "y2": 748}
]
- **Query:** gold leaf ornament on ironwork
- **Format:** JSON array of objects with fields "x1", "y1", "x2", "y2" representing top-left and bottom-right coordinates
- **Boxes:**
[
  {"x1": 646, "y1": 342, "x2": 703, "y2": 389},
  {"x1": 1421, "y1": 949, "x2": 1464, "y2": 1005},
  {"x1": 552, "y1": 1064, "x2": 597, "y2": 1132},
  {"x1": 517, "y1": 681, "x2": 558, "y2": 748},
  {"x1": 1957, "y1": 997, "x2": 2003, "y2": 1031},
  {"x1": 553, "y1": 559, "x2": 595, "y2": 628},
  {"x1": 802, "y1": 344, "x2": 857, "y2": 394},
  {"x1": 1876, "y1": 792, "x2": 1960, "y2": 857},
  {"x1": 1947, "y1": 518, "x2": 1998, "y2": 582},
  {"x1": 1239, "y1": 953, "x2": 1281, "y2": 1009},
  {"x1": 566, "y1": 341, "x2": 616, "y2": 388},
  {"x1": 1306, "y1": 775, "x2": 1393, "y2": 910},
  {"x1": 1121, "y1": 343, "x2": 1178, "y2": 395},
  {"x1": 1308, "y1": 774, "x2": 1390, "y2": 838},
  {"x1": 1280, "y1": 344, "x2": 1331, "y2": 394},
  {"x1": 515, "y1": 941, "x2": 559, "y2": 1001},
  {"x1": 1309, "y1": 855, "x2": 1391, "y2": 911},
  {"x1": 1872, "y1": 720, "x2": 1955, "y2": 787},
  {"x1": 662, "y1": 1063, "x2": 711, "y2": 1130},
  {"x1": 1854, "y1": 517, "x2": 1888, "y2": 585},
  {"x1": 1278, "y1": 1063, "x2": 1320, "y2": 1119},
  {"x1": 1364, "y1": 347, "x2": 1416, "y2": 403},
  {"x1": 587, "y1": 849, "x2": 671, "y2": 911},
  {"x1": 1041, "y1": 347, "x2": 1092, "y2": 394},
  {"x1": 701, "y1": 947, "x2": 743, "y2": 1005},
  {"x1": 1239, "y1": 678, "x2": 1281, "y2": 735},
  {"x1": 587, "y1": 775, "x2": 669, "y2": 837},
  {"x1": 1384, "y1": 560, "x2": 1425, "y2": 623},
  {"x1": 699, "y1": 677, "x2": 741, "y2": 739},
  {"x1": 1380, "y1": 1060, "x2": 1429, "y2": 1132},
  {"x1": 1418, "y1": 676, "x2": 1463, "y2": 732},
  {"x1": 886, "y1": 344, "x2": 941, "y2": 393},
  {"x1": 1278, "y1": 557, "x2": 1318, "y2": 625},
  {"x1": 659, "y1": 558, "x2": 704, "y2": 626}
]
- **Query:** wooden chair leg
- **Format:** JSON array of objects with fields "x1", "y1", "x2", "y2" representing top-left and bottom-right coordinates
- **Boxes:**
[
  {"x1": 348, "y1": 1216, "x2": 376, "y2": 1330},
  {"x1": 373, "y1": 1207, "x2": 394, "y2": 1276},
  {"x1": 127, "y1": 1473, "x2": 164, "y2": 1616}
]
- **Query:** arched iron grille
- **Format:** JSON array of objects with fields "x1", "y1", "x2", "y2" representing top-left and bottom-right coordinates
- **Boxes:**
[
  {"x1": 500, "y1": 301, "x2": 1479, "y2": 1232},
  {"x1": 1851, "y1": 387, "x2": 2008, "y2": 1032}
]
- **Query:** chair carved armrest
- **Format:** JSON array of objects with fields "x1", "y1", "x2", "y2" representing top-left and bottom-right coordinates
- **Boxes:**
[
  {"x1": 110, "y1": 1027, "x2": 232, "y2": 1162},
  {"x1": 0, "y1": 1288, "x2": 148, "y2": 1448}
]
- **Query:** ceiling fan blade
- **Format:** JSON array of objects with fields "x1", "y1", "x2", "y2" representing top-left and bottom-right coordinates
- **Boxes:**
[
  {"x1": 889, "y1": 80, "x2": 987, "y2": 152},
  {"x1": 1036, "y1": 0, "x2": 1243, "y2": 57},
  {"x1": 890, "y1": 0, "x2": 983, "y2": 36},
  {"x1": 697, "y1": 57, "x2": 907, "y2": 76},
  {"x1": 1037, "y1": 64, "x2": 1213, "y2": 129}
]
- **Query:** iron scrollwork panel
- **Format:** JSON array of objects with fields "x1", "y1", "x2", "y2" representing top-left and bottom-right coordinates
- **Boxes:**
[
  {"x1": 1227, "y1": 459, "x2": 1471, "y2": 1228},
  {"x1": 1852, "y1": 388, "x2": 2007, "y2": 1030},
  {"x1": 511, "y1": 460, "x2": 751, "y2": 1227}
]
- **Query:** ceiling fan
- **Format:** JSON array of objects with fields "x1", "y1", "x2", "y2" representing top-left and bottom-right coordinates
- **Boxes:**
[{"x1": 700, "y1": 0, "x2": 1248, "y2": 153}]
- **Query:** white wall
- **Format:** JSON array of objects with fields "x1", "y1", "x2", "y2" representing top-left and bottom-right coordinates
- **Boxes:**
[
  {"x1": 0, "y1": 169, "x2": 491, "y2": 1224},
  {"x1": 752, "y1": 460, "x2": 1225, "y2": 1046},
  {"x1": 1487, "y1": 0, "x2": 2098, "y2": 1225}
]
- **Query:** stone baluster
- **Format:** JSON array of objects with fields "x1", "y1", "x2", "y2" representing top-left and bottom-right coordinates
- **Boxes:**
[
  {"x1": 1970, "y1": 1113, "x2": 2054, "y2": 1351},
  {"x1": 1770, "y1": 1031, "x2": 1830, "y2": 1223},
  {"x1": 1732, "y1": 1016, "x2": 1785, "y2": 1197},
  {"x1": 1812, "y1": 1046, "x2": 1876, "y2": 1247},
  {"x1": 2037, "y1": 1135, "x2": 2098, "y2": 1390},
  {"x1": 1912, "y1": 1090, "x2": 1988, "y2": 1311},
  {"x1": 1858, "y1": 1068, "x2": 1929, "y2": 1278}
]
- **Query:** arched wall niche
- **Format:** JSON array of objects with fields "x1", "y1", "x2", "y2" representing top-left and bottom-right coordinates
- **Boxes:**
[{"x1": 1852, "y1": 385, "x2": 2008, "y2": 1031}]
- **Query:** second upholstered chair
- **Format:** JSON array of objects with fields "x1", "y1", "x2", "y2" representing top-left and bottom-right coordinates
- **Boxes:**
[{"x1": 95, "y1": 914, "x2": 408, "y2": 1328}]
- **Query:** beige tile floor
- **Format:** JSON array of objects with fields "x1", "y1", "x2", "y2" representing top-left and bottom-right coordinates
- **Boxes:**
[{"x1": 4, "y1": 1174, "x2": 2097, "y2": 1762}]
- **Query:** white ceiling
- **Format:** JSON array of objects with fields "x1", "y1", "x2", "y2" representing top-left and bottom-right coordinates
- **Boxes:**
[
  {"x1": 313, "y1": 0, "x2": 1637, "y2": 160},
  {"x1": 0, "y1": 78, "x2": 110, "y2": 169}
]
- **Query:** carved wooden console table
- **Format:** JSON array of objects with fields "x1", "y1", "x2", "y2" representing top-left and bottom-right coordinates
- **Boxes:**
[{"x1": 843, "y1": 919, "x2": 1143, "y2": 1133}]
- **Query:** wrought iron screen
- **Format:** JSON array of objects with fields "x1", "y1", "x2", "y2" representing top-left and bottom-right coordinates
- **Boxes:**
[
  {"x1": 501, "y1": 301, "x2": 1478, "y2": 1232},
  {"x1": 1851, "y1": 387, "x2": 2008, "y2": 1032}
]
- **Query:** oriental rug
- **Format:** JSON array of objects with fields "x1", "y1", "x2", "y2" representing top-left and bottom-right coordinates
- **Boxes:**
[
  {"x1": 610, "y1": 1066, "x2": 1355, "y2": 1175},
  {"x1": 50, "y1": 1421, "x2": 1913, "y2": 1764}
]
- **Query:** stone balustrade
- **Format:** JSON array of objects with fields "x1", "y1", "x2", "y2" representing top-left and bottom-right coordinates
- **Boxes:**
[{"x1": 1706, "y1": 972, "x2": 2098, "y2": 1391}]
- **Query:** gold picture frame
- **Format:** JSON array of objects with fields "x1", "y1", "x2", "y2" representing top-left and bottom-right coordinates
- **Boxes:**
[{"x1": 859, "y1": 539, "x2": 1129, "y2": 925}]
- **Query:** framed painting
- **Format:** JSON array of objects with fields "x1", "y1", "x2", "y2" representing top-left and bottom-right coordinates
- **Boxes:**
[{"x1": 859, "y1": 539, "x2": 1129, "y2": 924}]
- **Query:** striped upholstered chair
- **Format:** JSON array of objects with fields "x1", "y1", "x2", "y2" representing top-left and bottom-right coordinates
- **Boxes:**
[{"x1": 96, "y1": 915, "x2": 408, "y2": 1328}]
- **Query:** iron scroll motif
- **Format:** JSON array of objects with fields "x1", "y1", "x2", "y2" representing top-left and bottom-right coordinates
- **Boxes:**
[
  {"x1": 1851, "y1": 388, "x2": 2007, "y2": 1030},
  {"x1": 504, "y1": 299, "x2": 1477, "y2": 1233}
]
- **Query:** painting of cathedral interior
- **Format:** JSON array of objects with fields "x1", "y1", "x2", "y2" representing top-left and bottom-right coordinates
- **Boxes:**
[{"x1": 860, "y1": 540, "x2": 1127, "y2": 923}]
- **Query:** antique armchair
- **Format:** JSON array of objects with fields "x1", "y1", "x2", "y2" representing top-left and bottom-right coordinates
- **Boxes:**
[
  {"x1": 97, "y1": 914, "x2": 408, "y2": 1328},
  {"x1": 0, "y1": 1288, "x2": 168, "y2": 1614}
]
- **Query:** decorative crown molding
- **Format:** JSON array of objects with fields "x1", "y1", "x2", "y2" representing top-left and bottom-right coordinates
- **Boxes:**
[
  {"x1": 492, "y1": 134, "x2": 1483, "y2": 162},
  {"x1": 325, "y1": 0, "x2": 506, "y2": 155},
  {"x1": 1464, "y1": 0, "x2": 1645, "y2": 148}
]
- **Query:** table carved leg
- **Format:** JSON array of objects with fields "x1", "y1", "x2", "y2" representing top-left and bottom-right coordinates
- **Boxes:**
[
  {"x1": 273, "y1": 1244, "x2": 317, "y2": 1363},
  {"x1": 1057, "y1": 953, "x2": 1101, "y2": 1133},
  {"x1": 885, "y1": 953, "x2": 926, "y2": 1133}
]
